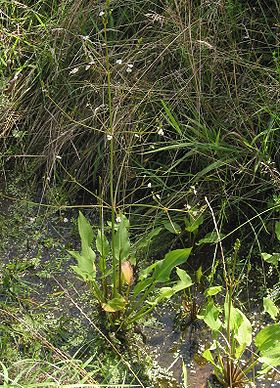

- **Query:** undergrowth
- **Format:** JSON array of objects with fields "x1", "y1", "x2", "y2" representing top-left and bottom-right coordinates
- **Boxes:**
[{"x1": 0, "y1": 0, "x2": 280, "y2": 386}]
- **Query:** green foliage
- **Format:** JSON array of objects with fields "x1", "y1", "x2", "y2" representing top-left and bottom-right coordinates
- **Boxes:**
[
  {"x1": 69, "y1": 211, "x2": 192, "y2": 330},
  {"x1": 1, "y1": 0, "x2": 280, "y2": 385},
  {"x1": 261, "y1": 252, "x2": 280, "y2": 268},
  {"x1": 199, "y1": 287, "x2": 280, "y2": 385},
  {"x1": 255, "y1": 323, "x2": 280, "y2": 374},
  {"x1": 263, "y1": 297, "x2": 279, "y2": 321},
  {"x1": 1, "y1": 0, "x2": 279, "y2": 246}
]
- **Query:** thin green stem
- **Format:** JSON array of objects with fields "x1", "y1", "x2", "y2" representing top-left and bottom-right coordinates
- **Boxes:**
[{"x1": 103, "y1": 0, "x2": 117, "y2": 297}]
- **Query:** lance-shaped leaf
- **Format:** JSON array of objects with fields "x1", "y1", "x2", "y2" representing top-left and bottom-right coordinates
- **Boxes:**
[
  {"x1": 78, "y1": 212, "x2": 96, "y2": 269},
  {"x1": 132, "y1": 248, "x2": 192, "y2": 298},
  {"x1": 78, "y1": 211, "x2": 94, "y2": 249},
  {"x1": 69, "y1": 212, "x2": 96, "y2": 280},
  {"x1": 149, "y1": 268, "x2": 193, "y2": 306},
  {"x1": 114, "y1": 216, "x2": 130, "y2": 262},
  {"x1": 224, "y1": 297, "x2": 252, "y2": 359},
  {"x1": 275, "y1": 221, "x2": 280, "y2": 242},
  {"x1": 153, "y1": 248, "x2": 192, "y2": 283}
]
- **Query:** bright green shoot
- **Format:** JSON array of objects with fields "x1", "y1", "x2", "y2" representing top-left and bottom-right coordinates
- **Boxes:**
[{"x1": 69, "y1": 211, "x2": 193, "y2": 331}]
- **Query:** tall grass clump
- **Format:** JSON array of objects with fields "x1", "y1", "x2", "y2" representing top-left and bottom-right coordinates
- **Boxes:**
[{"x1": 1, "y1": 0, "x2": 279, "y2": 240}]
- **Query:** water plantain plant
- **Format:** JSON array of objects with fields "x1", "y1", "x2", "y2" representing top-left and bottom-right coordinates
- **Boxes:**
[
  {"x1": 198, "y1": 287, "x2": 280, "y2": 387},
  {"x1": 69, "y1": 211, "x2": 193, "y2": 332}
]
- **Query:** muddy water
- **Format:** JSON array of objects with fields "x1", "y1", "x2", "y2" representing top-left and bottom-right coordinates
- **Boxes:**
[{"x1": 143, "y1": 300, "x2": 214, "y2": 387}]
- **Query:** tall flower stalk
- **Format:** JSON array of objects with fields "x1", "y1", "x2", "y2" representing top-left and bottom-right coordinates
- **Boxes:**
[{"x1": 102, "y1": 0, "x2": 118, "y2": 297}]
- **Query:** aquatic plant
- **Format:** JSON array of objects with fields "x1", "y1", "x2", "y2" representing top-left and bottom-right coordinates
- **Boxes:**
[
  {"x1": 69, "y1": 211, "x2": 193, "y2": 332},
  {"x1": 196, "y1": 236, "x2": 280, "y2": 386},
  {"x1": 199, "y1": 288, "x2": 280, "y2": 387}
]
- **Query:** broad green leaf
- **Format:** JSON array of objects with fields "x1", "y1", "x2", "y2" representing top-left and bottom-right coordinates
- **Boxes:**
[
  {"x1": 69, "y1": 250, "x2": 96, "y2": 280},
  {"x1": 153, "y1": 248, "x2": 192, "y2": 283},
  {"x1": 234, "y1": 309, "x2": 252, "y2": 358},
  {"x1": 205, "y1": 286, "x2": 223, "y2": 297},
  {"x1": 255, "y1": 323, "x2": 280, "y2": 351},
  {"x1": 78, "y1": 211, "x2": 94, "y2": 248},
  {"x1": 102, "y1": 295, "x2": 126, "y2": 312},
  {"x1": 185, "y1": 214, "x2": 204, "y2": 233},
  {"x1": 71, "y1": 265, "x2": 89, "y2": 281},
  {"x1": 114, "y1": 217, "x2": 130, "y2": 262},
  {"x1": 77, "y1": 212, "x2": 96, "y2": 273},
  {"x1": 149, "y1": 268, "x2": 193, "y2": 305},
  {"x1": 198, "y1": 300, "x2": 222, "y2": 332},
  {"x1": 263, "y1": 297, "x2": 279, "y2": 321},
  {"x1": 255, "y1": 324, "x2": 280, "y2": 374},
  {"x1": 224, "y1": 297, "x2": 252, "y2": 358},
  {"x1": 275, "y1": 221, "x2": 280, "y2": 242},
  {"x1": 164, "y1": 220, "x2": 181, "y2": 235},
  {"x1": 96, "y1": 229, "x2": 110, "y2": 258},
  {"x1": 174, "y1": 268, "x2": 193, "y2": 291},
  {"x1": 134, "y1": 249, "x2": 191, "y2": 299},
  {"x1": 261, "y1": 252, "x2": 280, "y2": 268}
]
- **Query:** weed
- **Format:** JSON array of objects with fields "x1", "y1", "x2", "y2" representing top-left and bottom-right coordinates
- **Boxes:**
[{"x1": 69, "y1": 211, "x2": 193, "y2": 332}]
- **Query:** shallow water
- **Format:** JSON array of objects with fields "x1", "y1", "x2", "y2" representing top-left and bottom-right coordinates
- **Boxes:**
[{"x1": 143, "y1": 299, "x2": 280, "y2": 387}]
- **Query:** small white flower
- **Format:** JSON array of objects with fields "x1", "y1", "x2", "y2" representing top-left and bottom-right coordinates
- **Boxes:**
[
  {"x1": 116, "y1": 59, "x2": 123, "y2": 65},
  {"x1": 116, "y1": 216, "x2": 122, "y2": 223},
  {"x1": 81, "y1": 35, "x2": 90, "y2": 41},
  {"x1": 185, "y1": 204, "x2": 191, "y2": 210},
  {"x1": 147, "y1": 182, "x2": 152, "y2": 188},
  {"x1": 153, "y1": 193, "x2": 161, "y2": 201},
  {"x1": 85, "y1": 65, "x2": 91, "y2": 70},
  {"x1": 157, "y1": 128, "x2": 164, "y2": 136},
  {"x1": 63, "y1": 217, "x2": 69, "y2": 223},
  {"x1": 56, "y1": 155, "x2": 62, "y2": 160},
  {"x1": 127, "y1": 63, "x2": 134, "y2": 68},
  {"x1": 107, "y1": 134, "x2": 113, "y2": 141},
  {"x1": 99, "y1": 10, "x2": 105, "y2": 17},
  {"x1": 29, "y1": 217, "x2": 35, "y2": 223},
  {"x1": 126, "y1": 67, "x2": 133, "y2": 73},
  {"x1": 134, "y1": 133, "x2": 140, "y2": 138},
  {"x1": 69, "y1": 67, "x2": 79, "y2": 74},
  {"x1": 190, "y1": 185, "x2": 197, "y2": 195}
]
